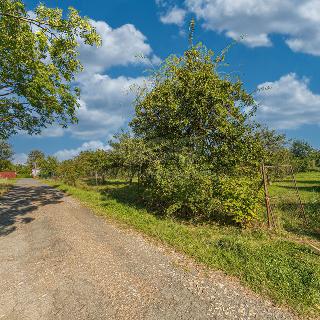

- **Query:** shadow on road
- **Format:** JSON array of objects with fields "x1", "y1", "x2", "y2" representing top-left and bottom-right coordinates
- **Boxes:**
[{"x1": 0, "y1": 181, "x2": 64, "y2": 237}]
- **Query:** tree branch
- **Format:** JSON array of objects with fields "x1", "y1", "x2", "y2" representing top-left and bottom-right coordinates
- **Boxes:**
[{"x1": 0, "y1": 12, "x2": 59, "y2": 38}]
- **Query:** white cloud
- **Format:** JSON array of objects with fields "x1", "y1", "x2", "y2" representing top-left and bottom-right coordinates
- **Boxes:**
[
  {"x1": 69, "y1": 73, "x2": 147, "y2": 140},
  {"x1": 184, "y1": 0, "x2": 320, "y2": 55},
  {"x1": 39, "y1": 126, "x2": 65, "y2": 138},
  {"x1": 66, "y1": 19, "x2": 156, "y2": 140},
  {"x1": 32, "y1": 19, "x2": 156, "y2": 142},
  {"x1": 79, "y1": 20, "x2": 160, "y2": 73},
  {"x1": 77, "y1": 73, "x2": 146, "y2": 113},
  {"x1": 255, "y1": 73, "x2": 320, "y2": 129},
  {"x1": 54, "y1": 140, "x2": 110, "y2": 161},
  {"x1": 160, "y1": 6, "x2": 187, "y2": 26},
  {"x1": 13, "y1": 153, "x2": 28, "y2": 165}
]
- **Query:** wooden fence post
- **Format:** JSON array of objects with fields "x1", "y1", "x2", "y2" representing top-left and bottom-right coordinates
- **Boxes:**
[{"x1": 262, "y1": 163, "x2": 272, "y2": 229}]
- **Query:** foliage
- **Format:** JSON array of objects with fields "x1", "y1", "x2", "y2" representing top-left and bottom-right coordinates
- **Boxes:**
[
  {"x1": 215, "y1": 175, "x2": 263, "y2": 225},
  {"x1": 14, "y1": 163, "x2": 31, "y2": 177},
  {"x1": 130, "y1": 44, "x2": 264, "y2": 225},
  {"x1": 142, "y1": 154, "x2": 219, "y2": 220},
  {"x1": 76, "y1": 149, "x2": 110, "y2": 184},
  {"x1": 0, "y1": 139, "x2": 13, "y2": 171},
  {"x1": 0, "y1": 159, "x2": 13, "y2": 171},
  {"x1": 142, "y1": 153, "x2": 262, "y2": 225},
  {"x1": 290, "y1": 140, "x2": 317, "y2": 172},
  {"x1": 0, "y1": 0, "x2": 101, "y2": 138},
  {"x1": 57, "y1": 159, "x2": 81, "y2": 186},
  {"x1": 109, "y1": 133, "x2": 151, "y2": 183},
  {"x1": 0, "y1": 139, "x2": 13, "y2": 160},
  {"x1": 131, "y1": 44, "x2": 263, "y2": 174},
  {"x1": 291, "y1": 140, "x2": 313, "y2": 159},
  {"x1": 39, "y1": 156, "x2": 58, "y2": 178},
  {"x1": 27, "y1": 149, "x2": 45, "y2": 169},
  {"x1": 256, "y1": 127, "x2": 290, "y2": 165}
]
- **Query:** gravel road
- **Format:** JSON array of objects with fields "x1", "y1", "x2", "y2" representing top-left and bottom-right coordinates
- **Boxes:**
[{"x1": 0, "y1": 179, "x2": 299, "y2": 320}]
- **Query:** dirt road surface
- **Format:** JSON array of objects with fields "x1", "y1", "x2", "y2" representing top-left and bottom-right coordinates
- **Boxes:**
[{"x1": 0, "y1": 179, "x2": 298, "y2": 320}]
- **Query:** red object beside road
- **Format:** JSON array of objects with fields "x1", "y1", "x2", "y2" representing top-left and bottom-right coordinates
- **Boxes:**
[{"x1": 0, "y1": 171, "x2": 17, "y2": 179}]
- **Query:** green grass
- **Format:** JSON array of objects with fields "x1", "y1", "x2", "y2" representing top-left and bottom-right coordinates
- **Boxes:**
[
  {"x1": 46, "y1": 177, "x2": 320, "y2": 317},
  {"x1": 269, "y1": 171, "x2": 320, "y2": 241},
  {"x1": 0, "y1": 178, "x2": 15, "y2": 196}
]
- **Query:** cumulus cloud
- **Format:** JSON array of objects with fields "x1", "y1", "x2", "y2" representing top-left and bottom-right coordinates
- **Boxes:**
[
  {"x1": 34, "y1": 18, "x2": 155, "y2": 143},
  {"x1": 69, "y1": 73, "x2": 147, "y2": 140},
  {"x1": 255, "y1": 73, "x2": 320, "y2": 129},
  {"x1": 64, "y1": 19, "x2": 156, "y2": 141},
  {"x1": 39, "y1": 126, "x2": 65, "y2": 138},
  {"x1": 54, "y1": 140, "x2": 110, "y2": 161},
  {"x1": 79, "y1": 20, "x2": 160, "y2": 73},
  {"x1": 183, "y1": 0, "x2": 320, "y2": 55},
  {"x1": 160, "y1": 6, "x2": 187, "y2": 26},
  {"x1": 33, "y1": 73, "x2": 147, "y2": 141},
  {"x1": 13, "y1": 153, "x2": 28, "y2": 165},
  {"x1": 77, "y1": 73, "x2": 146, "y2": 113}
]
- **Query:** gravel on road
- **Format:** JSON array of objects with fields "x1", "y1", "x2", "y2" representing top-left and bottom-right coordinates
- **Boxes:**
[{"x1": 0, "y1": 179, "x2": 299, "y2": 320}]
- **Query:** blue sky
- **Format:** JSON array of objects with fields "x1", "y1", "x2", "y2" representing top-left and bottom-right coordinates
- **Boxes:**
[{"x1": 11, "y1": 0, "x2": 320, "y2": 163}]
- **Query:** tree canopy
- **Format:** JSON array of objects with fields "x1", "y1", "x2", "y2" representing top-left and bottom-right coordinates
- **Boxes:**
[
  {"x1": 0, "y1": 139, "x2": 13, "y2": 171},
  {"x1": 27, "y1": 149, "x2": 45, "y2": 169},
  {"x1": 0, "y1": 0, "x2": 101, "y2": 138},
  {"x1": 290, "y1": 140, "x2": 313, "y2": 159},
  {"x1": 131, "y1": 44, "x2": 263, "y2": 174},
  {"x1": 0, "y1": 139, "x2": 13, "y2": 161}
]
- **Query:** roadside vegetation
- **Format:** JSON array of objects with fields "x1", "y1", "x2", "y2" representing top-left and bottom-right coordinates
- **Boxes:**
[{"x1": 0, "y1": 178, "x2": 15, "y2": 196}]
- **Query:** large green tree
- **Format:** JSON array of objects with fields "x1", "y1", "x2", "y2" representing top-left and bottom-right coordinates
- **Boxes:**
[
  {"x1": 76, "y1": 150, "x2": 110, "y2": 185},
  {"x1": 109, "y1": 133, "x2": 151, "y2": 184},
  {"x1": 130, "y1": 44, "x2": 265, "y2": 225},
  {"x1": 131, "y1": 44, "x2": 263, "y2": 174},
  {"x1": 290, "y1": 140, "x2": 313, "y2": 159},
  {"x1": 0, "y1": 0, "x2": 101, "y2": 138}
]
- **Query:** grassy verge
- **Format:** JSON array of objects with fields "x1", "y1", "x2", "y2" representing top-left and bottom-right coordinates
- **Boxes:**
[
  {"x1": 0, "y1": 178, "x2": 15, "y2": 196},
  {"x1": 45, "y1": 177, "x2": 320, "y2": 317}
]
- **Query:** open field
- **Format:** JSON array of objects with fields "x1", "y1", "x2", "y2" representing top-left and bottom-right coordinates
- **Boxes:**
[
  {"x1": 269, "y1": 171, "x2": 320, "y2": 242},
  {"x1": 0, "y1": 179, "x2": 15, "y2": 196},
  {"x1": 45, "y1": 172, "x2": 320, "y2": 317}
]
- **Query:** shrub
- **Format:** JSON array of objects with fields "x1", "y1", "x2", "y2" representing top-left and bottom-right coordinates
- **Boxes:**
[
  {"x1": 215, "y1": 175, "x2": 263, "y2": 225},
  {"x1": 143, "y1": 155, "x2": 218, "y2": 220},
  {"x1": 142, "y1": 154, "x2": 262, "y2": 225}
]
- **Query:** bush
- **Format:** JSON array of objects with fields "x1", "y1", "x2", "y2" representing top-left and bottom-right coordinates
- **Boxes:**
[
  {"x1": 215, "y1": 175, "x2": 263, "y2": 225},
  {"x1": 143, "y1": 155, "x2": 218, "y2": 220},
  {"x1": 142, "y1": 154, "x2": 262, "y2": 225}
]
